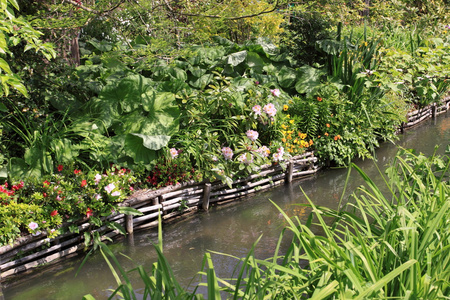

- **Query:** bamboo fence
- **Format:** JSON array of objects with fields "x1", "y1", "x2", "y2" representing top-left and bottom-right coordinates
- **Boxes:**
[
  {"x1": 0, "y1": 152, "x2": 319, "y2": 281},
  {"x1": 1, "y1": 97, "x2": 449, "y2": 282}
]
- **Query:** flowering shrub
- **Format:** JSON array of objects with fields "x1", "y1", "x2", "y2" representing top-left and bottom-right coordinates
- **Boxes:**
[
  {"x1": 146, "y1": 148, "x2": 199, "y2": 188},
  {"x1": 278, "y1": 108, "x2": 313, "y2": 156},
  {"x1": 0, "y1": 165, "x2": 137, "y2": 245}
]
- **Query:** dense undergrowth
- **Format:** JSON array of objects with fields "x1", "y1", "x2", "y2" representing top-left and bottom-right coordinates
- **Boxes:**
[
  {"x1": 82, "y1": 147, "x2": 450, "y2": 299},
  {"x1": 0, "y1": 1, "x2": 449, "y2": 247}
]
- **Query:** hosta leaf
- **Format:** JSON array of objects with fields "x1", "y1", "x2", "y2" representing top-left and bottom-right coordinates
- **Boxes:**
[{"x1": 227, "y1": 50, "x2": 247, "y2": 67}]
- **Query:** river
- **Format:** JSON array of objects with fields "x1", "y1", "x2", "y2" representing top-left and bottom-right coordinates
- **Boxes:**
[{"x1": 2, "y1": 111, "x2": 450, "y2": 300}]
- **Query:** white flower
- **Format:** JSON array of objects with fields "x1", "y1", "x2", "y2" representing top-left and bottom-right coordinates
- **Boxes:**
[
  {"x1": 105, "y1": 183, "x2": 116, "y2": 194},
  {"x1": 111, "y1": 191, "x2": 121, "y2": 197}
]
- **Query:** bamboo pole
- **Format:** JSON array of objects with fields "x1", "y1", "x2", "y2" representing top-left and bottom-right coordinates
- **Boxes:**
[
  {"x1": 202, "y1": 183, "x2": 211, "y2": 210},
  {"x1": 285, "y1": 161, "x2": 294, "y2": 184}
]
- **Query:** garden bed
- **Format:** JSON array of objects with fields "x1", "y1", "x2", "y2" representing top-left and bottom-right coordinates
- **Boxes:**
[
  {"x1": 0, "y1": 152, "x2": 319, "y2": 281},
  {"x1": 1, "y1": 97, "x2": 449, "y2": 282}
]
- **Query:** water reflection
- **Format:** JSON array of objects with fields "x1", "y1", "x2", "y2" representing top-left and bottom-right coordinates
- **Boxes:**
[{"x1": 3, "y1": 111, "x2": 449, "y2": 299}]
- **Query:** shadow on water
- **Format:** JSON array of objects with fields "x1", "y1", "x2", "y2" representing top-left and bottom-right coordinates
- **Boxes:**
[{"x1": 3, "y1": 111, "x2": 450, "y2": 299}]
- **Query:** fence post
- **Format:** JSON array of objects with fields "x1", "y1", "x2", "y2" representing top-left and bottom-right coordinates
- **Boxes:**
[
  {"x1": 431, "y1": 103, "x2": 437, "y2": 118},
  {"x1": 285, "y1": 161, "x2": 293, "y2": 184},
  {"x1": 125, "y1": 203, "x2": 134, "y2": 234},
  {"x1": 202, "y1": 183, "x2": 211, "y2": 210}
]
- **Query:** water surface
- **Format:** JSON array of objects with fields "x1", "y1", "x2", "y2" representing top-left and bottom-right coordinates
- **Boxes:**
[{"x1": 3, "y1": 112, "x2": 450, "y2": 299}]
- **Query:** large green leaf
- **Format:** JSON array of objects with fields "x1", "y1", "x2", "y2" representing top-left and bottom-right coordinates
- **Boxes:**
[
  {"x1": 295, "y1": 65, "x2": 325, "y2": 96},
  {"x1": 189, "y1": 74, "x2": 213, "y2": 89},
  {"x1": 277, "y1": 66, "x2": 297, "y2": 88},
  {"x1": 24, "y1": 146, "x2": 53, "y2": 174},
  {"x1": 124, "y1": 134, "x2": 158, "y2": 164},
  {"x1": 246, "y1": 52, "x2": 265, "y2": 74},
  {"x1": 227, "y1": 50, "x2": 247, "y2": 67},
  {"x1": 130, "y1": 133, "x2": 171, "y2": 150},
  {"x1": 168, "y1": 67, "x2": 187, "y2": 81}
]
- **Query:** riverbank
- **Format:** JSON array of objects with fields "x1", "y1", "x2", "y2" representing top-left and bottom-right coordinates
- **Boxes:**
[{"x1": 1, "y1": 98, "x2": 449, "y2": 283}]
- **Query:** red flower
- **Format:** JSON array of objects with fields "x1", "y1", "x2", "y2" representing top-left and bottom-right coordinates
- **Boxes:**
[
  {"x1": 57, "y1": 165, "x2": 63, "y2": 172},
  {"x1": 317, "y1": 97, "x2": 323, "y2": 102},
  {"x1": 86, "y1": 208, "x2": 93, "y2": 218},
  {"x1": 74, "y1": 169, "x2": 81, "y2": 175},
  {"x1": 43, "y1": 180, "x2": 51, "y2": 187},
  {"x1": 81, "y1": 179, "x2": 87, "y2": 188},
  {"x1": 50, "y1": 210, "x2": 58, "y2": 217}
]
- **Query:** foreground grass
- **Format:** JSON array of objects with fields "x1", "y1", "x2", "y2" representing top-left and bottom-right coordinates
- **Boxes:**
[{"x1": 82, "y1": 148, "x2": 450, "y2": 299}]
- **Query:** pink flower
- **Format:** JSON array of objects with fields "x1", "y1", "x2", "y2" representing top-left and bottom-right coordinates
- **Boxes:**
[
  {"x1": 263, "y1": 103, "x2": 277, "y2": 117},
  {"x1": 257, "y1": 146, "x2": 270, "y2": 157},
  {"x1": 111, "y1": 191, "x2": 121, "y2": 197},
  {"x1": 169, "y1": 148, "x2": 178, "y2": 159},
  {"x1": 94, "y1": 194, "x2": 102, "y2": 200},
  {"x1": 272, "y1": 152, "x2": 283, "y2": 162},
  {"x1": 86, "y1": 208, "x2": 93, "y2": 218},
  {"x1": 94, "y1": 174, "x2": 102, "y2": 185},
  {"x1": 105, "y1": 183, "x2": 116, "y2": 194},
  {"x1": 252, "y1": 105, "x2": 262, "y2": 116},
  {"x1": 246, "y1": 130, "x2": 259, "y2": 141},
  {"x1": 270, "y1": 89, "x2": 281, "y2": 97},
  {"x1": 29, "y1": 222, "x2": 39, "y2": 230},
  {"x1": 81, "y1": 179, "x2": 87, "y2": 188},
  {"x1": 221, "y1": 147, "x2": 234, "y2": 160},
  {"x1": 238, "y1": 153, "x2": 254, "y2": 165}
]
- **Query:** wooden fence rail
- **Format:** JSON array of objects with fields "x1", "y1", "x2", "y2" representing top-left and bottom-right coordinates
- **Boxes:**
[{"x1": 1, "y1": 97, "x2": 449, "y2": 282}]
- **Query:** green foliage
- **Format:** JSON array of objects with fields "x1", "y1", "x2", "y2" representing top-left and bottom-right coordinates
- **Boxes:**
[
  {"x1": 84, "y1": 148, "x2": 450, "y2": 299},
  {"x1": 0, "y1": 164, "x2": 139, "y2": 246},
  {"x1": 0, "y1": 0, "x2": 55, "y2": 97},
  {"x1": 279, "y1": 9, "x2": 332, "y2": 66}
]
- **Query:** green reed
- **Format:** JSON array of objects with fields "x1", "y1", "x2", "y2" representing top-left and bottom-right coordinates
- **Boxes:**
[{"x1": 84, "y1": 147, "x2": 449, "y2": 299}]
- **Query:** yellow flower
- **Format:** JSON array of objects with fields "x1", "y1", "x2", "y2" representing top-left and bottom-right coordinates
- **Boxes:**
[
  {"x1": 299, "y1": 133, "x2": 307, "y2": 139},
  {"x1": 287, "y1": 135, "x2": 292, "y2": 140},
  {"x1": 281, "y1": 138, "x2": 286, "y2": 143},
  {"x1": 286, "y1": 114, "x2": 290, "y2": 118},
  {"x1": 283, "y1": 105, "x2": 289, "y2": 111},
  {"x1": 289, "y1": 119, "x2": 295, "y2": 124}
]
